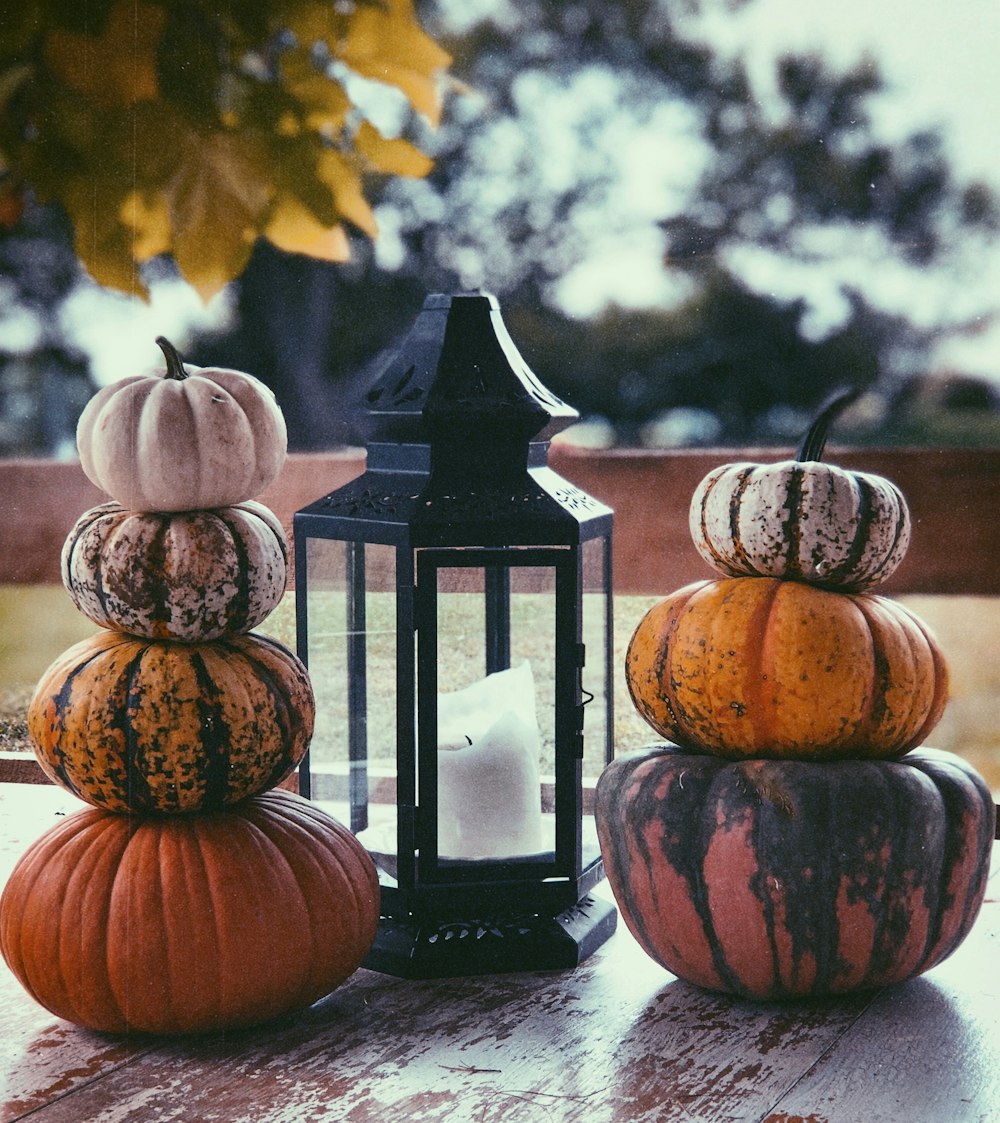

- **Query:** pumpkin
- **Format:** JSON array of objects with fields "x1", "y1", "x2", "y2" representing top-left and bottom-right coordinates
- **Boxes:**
[
  {"x1": 76, "y1": 337, "x2": 287, "y2": 513},
  {"x1": 594, "y1": 743, "x2": 995, "y2": 999},
  {"x1": 625, "y1": 577, "x2": 948, "y2": 761},
  {"x1": 28, "y1": 630, "x2": 314, "y2": 814},
  {"x1": 61, "y1": 499, "x2": 289, "y2": 642},
  {"x1": 689, "y1": 391, "x2": 911, "y2": 591},
  {"x1": 0, "y1": 788, "x2": 379, "y2": 1034}
]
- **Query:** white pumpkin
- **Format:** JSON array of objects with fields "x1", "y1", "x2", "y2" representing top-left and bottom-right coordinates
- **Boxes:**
[
  {"x1": 76, "y1": 338, "x2": 287, "y2": 512},
  {"x1": 61, "y1": 500, "x2": 289, "y2": 641},
  {"x1": 689, "y1": 391, "x2": 911, "y2": 591}
]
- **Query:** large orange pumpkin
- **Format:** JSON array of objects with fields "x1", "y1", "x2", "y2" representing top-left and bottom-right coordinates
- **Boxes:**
[
  {"x1": 28, "y1": 630, "x2": 314, "y2": 813},
  {"x1": 625, "y1": 577, "x2": 948, "y2": 760},
  {"x1": 0, "y1": 789, "x2": 379, "y2": 1035}
]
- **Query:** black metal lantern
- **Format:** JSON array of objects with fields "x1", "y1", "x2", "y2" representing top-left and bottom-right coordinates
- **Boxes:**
[{"x1": 294, "y1": 293, "x2": 616, "y2": 977}]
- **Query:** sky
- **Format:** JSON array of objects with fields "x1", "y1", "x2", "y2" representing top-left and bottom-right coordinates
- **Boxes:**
[{"x1": 700, "y1": 0, "x2": 1000, "y2": 186}]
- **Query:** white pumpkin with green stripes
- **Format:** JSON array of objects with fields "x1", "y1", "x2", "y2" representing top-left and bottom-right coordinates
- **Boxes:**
[{"x1": 688, "y1": 391, "x2": 911, "y2": 591}]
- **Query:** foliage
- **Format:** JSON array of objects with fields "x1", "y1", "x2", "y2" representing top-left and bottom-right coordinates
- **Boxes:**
[
  {"x1": 0, "y1": 0, "x2": 450, "y2": 299},
  {"x1": 353, "y1": 0, "x2": 998, "y2": 444}
]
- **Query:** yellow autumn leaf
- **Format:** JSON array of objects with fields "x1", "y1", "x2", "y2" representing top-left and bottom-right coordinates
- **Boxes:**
[
  {"x1": 265, "y1": 193, "x2": 352, "y2": 261},
  {"x1": 163, "y1": 128, "x2": 273, "y2": 300},
  {"x1": 317, "y1": 149, "x2": 379, "y2": 238},
  {"x1": 280, "y1": 2, "x2": 348, "y2": 48},
  {"x1": 337, "y1": 0, "x2": 452, "y2": 125},
  {"x1": 120, "y1": 189, "x2": 172, "y2": 262},
  {"x1": 355, "y1": 120, "x2": 434, "y2": 178},
  {"x1": 279, "y1": 46, "x2": 352, "y2": 135},
  {"x1": 61, "y1": 177, "x2": 146, "y2": 296},
  {"x1": 43, "y1": 0, "x2": 165, "y2": 110}
]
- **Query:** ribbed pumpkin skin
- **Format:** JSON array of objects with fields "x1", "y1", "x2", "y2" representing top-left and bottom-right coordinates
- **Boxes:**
[
  {"x1": 61, "y1": 500, "x2": 288, "y2": 641},
  {"x1": 626, "y1": 578, "x2": 948, "y2": 761},
  {"x1": 689, "y1": 460, "x2": 911, "y2": 591},
  {"x1": 0, "y1": 789, "x2": 380, "y2": 1035},
  {"x1": 76, "y1": 365, "x2": 287, "y2": 512},
  {"x1": 28, "y1": 630, "x2": 314, "y2": 813},
  {"x1": 595, "y1": 744, "x2": 994, "y2": 999}
]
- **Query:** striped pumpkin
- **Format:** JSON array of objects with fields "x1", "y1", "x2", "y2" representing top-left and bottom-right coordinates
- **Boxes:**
[
  {"x1": 689, "y1": 392, "x2": 910, "y2": 591},
  {"x1": 61, "y1": 500, "x2": 288, "y2": 642},
  {"x1": 689, "y1": 458, "x2": 911, "y2": 590},
  {"x1": 0, "y1": 789, "x2": 379, "y2": 1034},
  {"x1": 625, "y1": 577, "x2": 948, "y2": 761},
  {"x1": 594, "y1": 743, "x2": 995, "y2": 999},
  {"x1": 28, "y1": 630, "x2": 314, "y2": 813}
]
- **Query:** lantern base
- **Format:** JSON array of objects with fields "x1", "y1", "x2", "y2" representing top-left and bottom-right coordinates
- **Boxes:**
[{"x1": 363, "y1": 893, "x2": 617, "y2": 979}]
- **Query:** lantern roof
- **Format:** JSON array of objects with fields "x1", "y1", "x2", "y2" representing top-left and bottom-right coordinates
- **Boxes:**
[
  {"x1": 298, "y1": 292, "x2": 612, "y2": 544},
  {"x1": 351, "y1": 292, "x2": 579, "y2": 448}
]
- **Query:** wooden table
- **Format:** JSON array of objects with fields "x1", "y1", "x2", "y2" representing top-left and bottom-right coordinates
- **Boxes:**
[{"x1": 2, "y1": 783, "x2": 998, "y2": 1123}]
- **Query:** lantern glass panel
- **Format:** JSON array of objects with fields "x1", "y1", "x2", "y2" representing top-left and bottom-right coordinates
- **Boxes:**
[
  {"x1": 302, "y1": 537, "x2": 398, "y2": 841},
  {"x1": 428, "y1": 558, "x2": 558, "y2": 867},
  {"x1": 580, "y1": 535, "x2": 613, "y2": 791}
]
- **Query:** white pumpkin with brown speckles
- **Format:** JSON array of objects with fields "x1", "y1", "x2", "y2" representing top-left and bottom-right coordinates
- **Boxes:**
[
  {"x1": 689, "y1": 458, "x2": 911, "y2": 591},
  {"x1": 61, "y1": 500, "x2": 288, "y2": 641}
]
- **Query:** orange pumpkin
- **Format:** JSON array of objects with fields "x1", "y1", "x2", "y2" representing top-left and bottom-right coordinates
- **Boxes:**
[
  {"x1": 625, "y1": 577, "x2": 948, "y2": 761},
  {"x1": 0, "y1": 789, "x2": 379, "y2": 1035},
  {"x1": 28, "y1": 630, "x2": 314, "y2": 813}
]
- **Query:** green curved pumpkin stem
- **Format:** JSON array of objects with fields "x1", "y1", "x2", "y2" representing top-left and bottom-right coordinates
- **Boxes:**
[
  {"x1": 156, "y1": 336, "x2": 189, "y2": 381},
  {"x1": 795, "y1": 387, "x2": 861, "y2": 462}
]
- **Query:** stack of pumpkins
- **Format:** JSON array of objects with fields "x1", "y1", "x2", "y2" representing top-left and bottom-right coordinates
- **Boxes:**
[
  {"x1": 0, "y1": 339, "x2": 378, "y2": 1035},
  {"x1": 596, "y1": 394, "x2": 996, "y2": 1000}
]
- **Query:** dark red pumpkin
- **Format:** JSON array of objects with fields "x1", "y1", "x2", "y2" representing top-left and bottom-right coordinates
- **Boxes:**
[{"x1": 594, "y1": 743, "x2": 994, "y2": 999}]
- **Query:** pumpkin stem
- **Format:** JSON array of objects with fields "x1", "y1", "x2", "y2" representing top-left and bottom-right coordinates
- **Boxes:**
[
  {"x1": 795, "y1": 387, "x2": 861, "y2": 462},
  {"x1": 156, "y1": 336, "x2": 189, "y2": 381}
]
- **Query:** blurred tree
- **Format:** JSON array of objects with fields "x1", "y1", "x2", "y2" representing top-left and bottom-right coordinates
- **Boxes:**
[
  {"x1": 386, "y1": 0, "x2": 998, "y2": 445},
  {"x1": 3, "y1": 0, "x2": 997, "y2": 451}
]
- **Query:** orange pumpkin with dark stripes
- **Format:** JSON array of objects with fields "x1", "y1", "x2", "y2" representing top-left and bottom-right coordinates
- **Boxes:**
[
  {"x1": 595, "y1": 743, "x2": 994, "y2": 999},
  {"x1": 61, "y1": 499, "x2": 288, "y2": 642},
  {"x1": 625, "y1": 577, "x2": 948, "y2": 761},
  {"x1": 28, "y1": 630, "x2": 314, "y2": 813},
  {"x1": 0, "y1": 789, "x2": 379, "y2": 1034}
]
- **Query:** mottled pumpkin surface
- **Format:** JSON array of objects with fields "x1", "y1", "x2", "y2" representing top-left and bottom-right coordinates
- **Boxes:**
[
  {"x1": 27, "y1": 630, "x2": 314, "y2": 813},
  {"x1": 626, "y1": 577, "x2": 949, "y2": 761},
  {"x1": 689, "y1": 459, "x2": 911, "y2": 591},
  {"x1": 0, "y1": 789, "x2": 379, "y2": 1035},
  {"x1": 595, "y1": 743, "x2": 995, "y2": 1000},
  {"x1": 61, "y1": 500, "x2": 288, "y2": 641}
]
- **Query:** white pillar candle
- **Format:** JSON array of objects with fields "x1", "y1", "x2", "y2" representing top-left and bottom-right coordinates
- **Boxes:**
[{"x1": 436, "y1": 661, "x2": 544, "y2": 860}]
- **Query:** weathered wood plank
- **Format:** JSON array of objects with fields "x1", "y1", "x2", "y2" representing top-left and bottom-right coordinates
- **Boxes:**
[{"x1": 763, "y1": 862, "x2": 1000, "y2": 1123}]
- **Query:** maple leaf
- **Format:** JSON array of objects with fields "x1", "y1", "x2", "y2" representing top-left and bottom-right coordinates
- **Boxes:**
[
  {"x1": 163, "y1": 127, "x2": 273, "y2": 300},
  {"x1": 332, "y1": 0, "x2": 452, "y2": 125},
  {"x1": 5, "y1": 0, "x2": 451, "y2": 299},
  {"x1": 355, "y1": 121, "x2": 434, "y2": 178},
  {"x1": 265, "y1": 194, "x2": 352, "y2": 262},
  {"x1": 43, "y1": 0, "x2": 166, "y2": 111}
]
